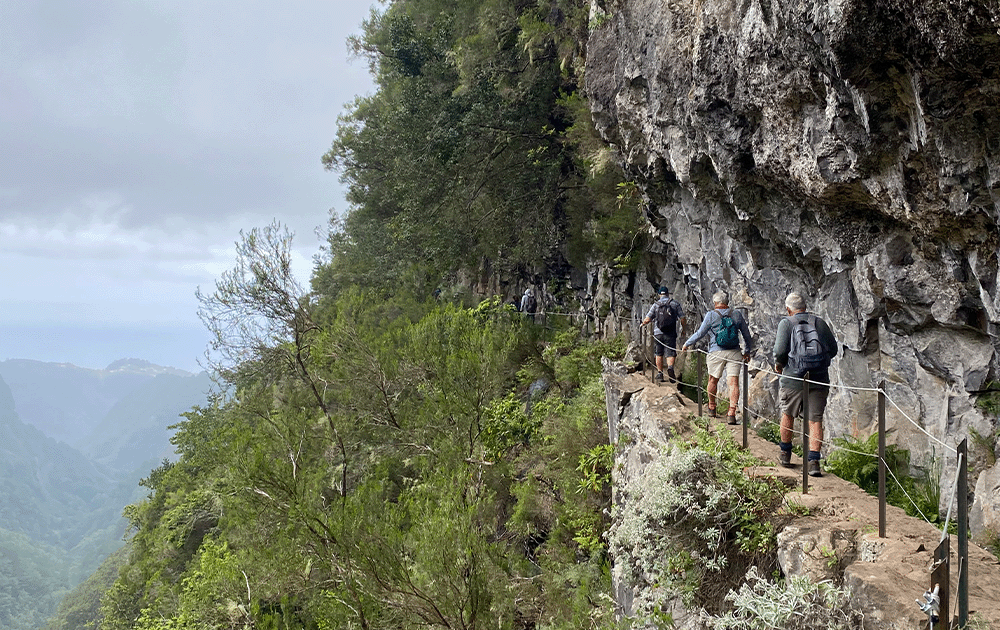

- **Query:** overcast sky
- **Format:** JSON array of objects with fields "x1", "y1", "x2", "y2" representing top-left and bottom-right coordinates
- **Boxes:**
[{"x1": 0, "y1": 1, "x2": 376, "y2": 372}]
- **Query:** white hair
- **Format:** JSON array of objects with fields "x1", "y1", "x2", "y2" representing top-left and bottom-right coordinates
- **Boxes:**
[
  {"x1": 785, "y1": 292, "x2": 806, "y2": 311},
  {"x1": 712, "y1": 290, "x2": 728, "y2": 305}
]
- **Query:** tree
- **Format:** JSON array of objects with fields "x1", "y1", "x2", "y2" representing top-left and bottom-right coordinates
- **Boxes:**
[{"x1": 197, "y1": 222, "x2": 317, "y2": 388}]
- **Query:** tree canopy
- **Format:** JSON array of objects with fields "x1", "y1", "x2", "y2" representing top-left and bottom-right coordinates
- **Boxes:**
[
  {"x1": 88, "y1": 226, "x2": 619, "y2": 628},
  {"x1": 317, "y1": 0, "x2": 637, "y2": 298}
]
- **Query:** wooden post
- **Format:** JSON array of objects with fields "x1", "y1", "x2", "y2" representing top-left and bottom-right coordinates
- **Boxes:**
[
  {"x1": 878, "y1": 381, "x2": 887, "y2": 538},
  {"x1": 802, "y1": 371, "x2": 810, "y2": 494},
  {"x1": 958, "y1": 438, "x2": 969, "y2": 628},
  {"x1": 932, "y1": 537, "x2": 950, "y2": 629},
  {"x1": 643, "y1": 326, "x2": 651, "y2": 382},
  {"x1": 742, "y1": 360, "x2": 749, "y2": 448},
  {"x1": 697, "y1": 353, "x2": 704, "y2": 417}
]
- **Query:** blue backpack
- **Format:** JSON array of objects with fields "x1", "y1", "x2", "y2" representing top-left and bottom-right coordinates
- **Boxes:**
[{"x1": 715, "y1": 309, "x2": 740, "y2": 349}]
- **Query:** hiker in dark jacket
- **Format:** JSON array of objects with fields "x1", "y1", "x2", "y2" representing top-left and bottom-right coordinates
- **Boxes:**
[
  {"x1": 641, "y1": 286, "x2": 685, "y2": 383},
  {"x1": 773, "y1": 292, "x2": 838, "y2": 477},
  {"x1": 682, "y1": 290, "x2": 754, "y2": 424}
]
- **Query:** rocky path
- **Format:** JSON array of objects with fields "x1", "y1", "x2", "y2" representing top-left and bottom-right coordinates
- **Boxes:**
[{"x1": 604, "y1": 363, "x2": 1000, "y2": 629}]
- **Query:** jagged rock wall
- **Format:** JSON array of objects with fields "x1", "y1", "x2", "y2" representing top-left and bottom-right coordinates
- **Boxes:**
[{"x1": 585, "y1": 0, "x2": 1000, "y2": 535}]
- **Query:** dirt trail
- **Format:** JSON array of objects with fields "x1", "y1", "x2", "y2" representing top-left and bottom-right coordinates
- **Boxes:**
[{"x1": 617, "y1": 369, "x2": 1000, "y2": 629}]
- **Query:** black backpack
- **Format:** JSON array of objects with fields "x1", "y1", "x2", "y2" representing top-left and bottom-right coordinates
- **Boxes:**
[
  {"x1": 655, "y1": 300, "x2": 679, "y2": 334},
  {"x1": 523, "y1": 293, "x2": 537, "y2": 314},
  {"x1": 787, "y1": 314, "x2": 829, "y2": 373},
  {"x1": 715, "y1": 309, "x2": 741, "y2": 349}
]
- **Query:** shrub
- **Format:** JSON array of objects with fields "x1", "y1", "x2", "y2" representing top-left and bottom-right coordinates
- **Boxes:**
[
  {"x1": 824, "y1": 433, "x2": 944, "y2": 523},
  {"x1": 607, "y1": 425, "x2": 785, "y2": 621},
  {"x1": 704, "y1": 566, "x2": 864, "y2": 630}
]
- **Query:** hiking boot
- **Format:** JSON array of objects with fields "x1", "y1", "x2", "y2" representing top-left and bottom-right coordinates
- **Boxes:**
[
  {"x1": 666, "y1": 367, "x2": 676, "y2": 383},
  {"x1": 808, "y1": 460, "x2": 823, "y2": 477},
  {"x1": 655, "y1": 371, "x2": 664, "y2": 383},
  {"x1": 778, "y1": 450, "x2": 792, "y2": 468},
  {"x1": 706, "y1": 407, "x2": 717, "y2": 418},
  {"x1": 727, "y1": 414, "x2": 738, "y2": 425}
]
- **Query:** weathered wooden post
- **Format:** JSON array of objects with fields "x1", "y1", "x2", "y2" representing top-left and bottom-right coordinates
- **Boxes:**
[
  {"x1": 642, "y1": 325, "x2": 649, "y2": 382},
  {"x1": 958, "y1": 438, "x2": 969, "y2": 628},
  {"x1": 802, "y1": 371, "x2": 810, "y2": 494},
  {"x1": 697, "y1": 352, "x2": 704, "y2": 417},
  {"x1": 742, "y1": 360, "x2": 748, "y2": 448},
  {"x1": 878, "y1": 381, "x2": 887, "y2": 538},
  {"x1": 930, "y1": 538, "x2": 950, "y2": 629}
]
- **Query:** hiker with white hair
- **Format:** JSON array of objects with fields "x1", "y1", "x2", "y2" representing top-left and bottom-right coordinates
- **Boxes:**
[
  {"x1": 682, "y1": 290, "x2": 754, "y2": 424},
  {"x1": 773, "y1": 292, "x2": 838, "y2": 477}
]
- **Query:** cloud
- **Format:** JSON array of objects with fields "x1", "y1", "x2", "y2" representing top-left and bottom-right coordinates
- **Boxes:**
[
  {"x1": 0, "y1": 0, "x2": 375, "y2": 368},
  {"x1": 1, "y1": 0, "x2": 372, "y2": 228}
]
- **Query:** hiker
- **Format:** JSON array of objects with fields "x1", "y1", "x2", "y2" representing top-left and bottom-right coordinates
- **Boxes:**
[
  {"x1": 681, "y1": 290, "x2": 754, "y2": 424},
  {"x1": 772, "y1": 292, "x2": 838, "y2": 477},
  {"x1": 641, "y1": 286, "x2": 686, "y2": 383},
  {"x1": 520, "y1": 288, "x2": 537, "y2": 319}
]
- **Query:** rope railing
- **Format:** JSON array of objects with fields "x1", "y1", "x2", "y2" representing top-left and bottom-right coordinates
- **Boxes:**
[
  {"x1": 538, "y1": 308, "x2": 958, "y2": 455},
  {"x1": 554, "y1": 304, "x2": 973, "y2": 621},
  {"x1": 545, "y1": 303, "x2": 971, "y2": 618},
  {"x1": 530, "y1": 306, "x2": 963, "y2": 511},
  {"x1": 634, "y1": 328, "x2": 964, "y2": 530},
  {"x1": 642, "y1": 331, "x2": 958, "y2": 455}
]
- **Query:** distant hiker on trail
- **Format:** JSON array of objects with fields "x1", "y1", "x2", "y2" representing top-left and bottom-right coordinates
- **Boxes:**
[
  {"x1": 641, "y1": 286, "x2": 686, "y2": 383},
  {"x1": 682, "y1": 290, "x2": 754, "y2": 424},
  {"x1": 520, "y1": 288, "x2": 537, "y2": 319},
  {"x1": 772, "y1": 292, "x2": 838, "y2": 477}
]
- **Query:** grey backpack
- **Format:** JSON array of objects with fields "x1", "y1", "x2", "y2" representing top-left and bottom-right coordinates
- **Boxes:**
[{"x1": 787, "y1": 314, "x2": 829, "y2": 373}]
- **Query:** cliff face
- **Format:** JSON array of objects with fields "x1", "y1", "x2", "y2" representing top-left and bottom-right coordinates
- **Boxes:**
[{"x1": 585, "y1": 0, "x2": 1000, "y2": 532}]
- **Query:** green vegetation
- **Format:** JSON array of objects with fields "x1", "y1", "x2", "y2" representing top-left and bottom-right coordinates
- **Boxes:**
[
  {"x1": 317, "y1": 0, "x2": 638, "y2": 300},
  {"x1": 607, "y1": 420, "x2": 786, "y2": 622},
  {"x1": 974, "y1": 381, "x2": 1000, "y2": 416},
  {"x1": 43, "y1": 1, "x2": 647, "y2": 623},
  {"x1": 824, "y1": 433, "x2": 946, "y2": 525},
  {"x1": 57, "y1": 220, "x2": 623, "y2": 630},
  {"x1": 703, "y1": 567, "x2": 864, "y2": 630}
]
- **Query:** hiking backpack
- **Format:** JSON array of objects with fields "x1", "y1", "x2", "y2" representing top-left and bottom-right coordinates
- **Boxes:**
[
  {"x1": 787, "y1": 314, "x2": 829, "y2": 373},
  {"x1": 655, "y1": 300, "x2": 679, "y2": 334},
  {"x1": 715, "y1": 309, "x2": 741, "y2": 349},
  {"x1": 523, "y1": 293, "x2": 537, "y2": 314}
]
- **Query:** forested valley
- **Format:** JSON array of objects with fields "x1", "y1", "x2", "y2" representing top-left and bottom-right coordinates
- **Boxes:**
[{"x1": 43, "y1": 1, "x2": 639, "y2": 628}]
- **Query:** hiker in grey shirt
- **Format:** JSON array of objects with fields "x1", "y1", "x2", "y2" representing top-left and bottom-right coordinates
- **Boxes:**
[
  {"x1": 682, "y1": 290, "x2": 754, "y2": 424},
  {"x1": 773, "y1": 292, "x2": 838, "y2": 477},
  {"x1": 641, "y1": 286, "x2": 686, "y2": 383}
]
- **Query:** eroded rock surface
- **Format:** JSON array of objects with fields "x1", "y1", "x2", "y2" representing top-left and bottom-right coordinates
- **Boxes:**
[{"x1": 587, "y1": 0, "x2": 1000, "y2": 534}]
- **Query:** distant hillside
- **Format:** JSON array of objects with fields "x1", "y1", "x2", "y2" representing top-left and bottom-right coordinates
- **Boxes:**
[
  {"x1": 80, "y1": 371, "x2": 214, "y2": 472},
  {"x1": 0, "y1": 358, "x2": 195, "y2": 447},
  {"x1": 0, "y1": 361, "x2": 212, "y2": 630},
  {"x1": 0, "y1": 376, "x2": 117, "y2": 548}
]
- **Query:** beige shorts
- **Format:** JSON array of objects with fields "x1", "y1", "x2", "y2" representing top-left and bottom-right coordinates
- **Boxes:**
[{"x1": 706, "y1": 349, "x2": 744, "y2": 379}]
